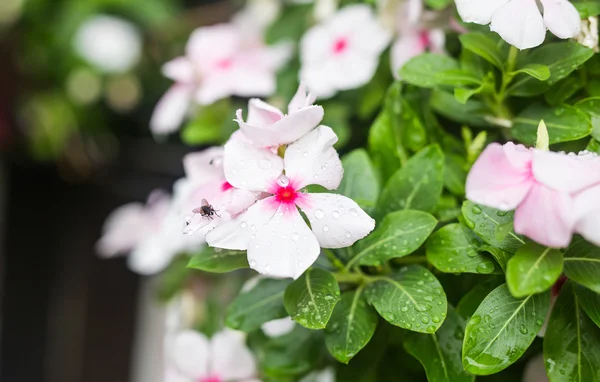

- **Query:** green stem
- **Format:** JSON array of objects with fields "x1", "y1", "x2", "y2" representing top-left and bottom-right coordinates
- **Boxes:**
[
  {"x1": 324, "y1": 249, "x2": 346, "y2": 271},
  {"x1": 491, "y1": 46, "x2": 519, "y2": 121},
  {"x1": 333, "y1": 272, "x2": 366, "y2": 284}
]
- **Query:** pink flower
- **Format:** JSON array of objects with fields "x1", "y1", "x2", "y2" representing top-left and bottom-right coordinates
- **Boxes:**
[
  {"x1": 300, "y1": 4, "x2": 391, "y2": 98},
  {"x1": 466, "y1": 143, "x2": 600, "y2": 248},
  {"x1": 96, "y1": 190, "x2": 204, "y2": 274},
  {"x1": 150, "y1": 23, "x2": 290, "y2": 134},
  {"x1": 206, "y1": 125, "x2": 375, "y2": 278},
  {"x1": 234, "y1": 83, "x2": 324, "y2": 147},
  {"x1": 390, "y1": 0, "x2": 445, "y2": 78},
  {"x1": 178, "y1": 147, "x2": 262, "y2": 235},
  {"x1": 165, "y1": 329, "x2": 259, "y2": 382},
  {"x1": 573, "y1": 182, "x2": 600, "y2": 246},
  {"x1": 455, "y1": 0, "x2": 581, "y2": 50}
]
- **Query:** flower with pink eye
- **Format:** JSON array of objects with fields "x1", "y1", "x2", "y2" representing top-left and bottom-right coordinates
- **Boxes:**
[
  {"x1": 205, "y1": 125, "x2": 375, "y2": 279},
  {"x1": 299, "y1": 4, "x2": 391, "y2": 98}
]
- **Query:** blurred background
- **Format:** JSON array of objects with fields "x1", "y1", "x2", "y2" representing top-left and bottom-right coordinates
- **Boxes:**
[{"x1": 0, "y1": 1, "x2": 237, "y2": 381}]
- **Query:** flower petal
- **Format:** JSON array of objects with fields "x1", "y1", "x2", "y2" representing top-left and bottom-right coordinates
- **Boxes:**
[
  {"x1": 284, "y1": 125, "x2": 343, "y2": 190},
  {"x1": 573, "y1": 184, "x2": 600, "y2": 246},
  {"x1": 162, "y1": 57, "x2": 195, "y2": 84},
  {"x1": 540, "y1": 0, "x2": 581, "y2": 39},
  {"x1": 261, "y1": 317, "x2": 296, "y2": 337},
  {"x1": 466, "y1": 143, "x2": 533, "y2": 210},
  {"x1": 182, "y1": 147, "x2": 224, "y2": 183},
  {"x1": 186, "y1": 24, "x2": 240, "y2": 68},
  {"x1": 127, "y1": 236, "x2": 176, "y2": 275},
  {"x1": 206, "y1": 197, "x2": 278, "y2": 250},
  {"x1": 246, "y1": 98, "x2": 284, "y2": 126},
  {"x1": 490, "y1": 0, "x2": 546, "y2": 50},
  {"x1": 150, "y1": 84, "x2": 194, "y2": 134},
  {"x1": 171, "y1": 330, "x2": 210, "y2": 379},
  {"x1": 223, "y1": 138, "x2": 283, "y2": 192},
  {"x1": 288, "y1": 82, "x2": 317, "y2": 112},
  {"x1": 391, "y1": 32, "x2": 426, "y2": 79},
  {"x1": 514, "y1": 183, "x2": 575, "y2": 248},
  {"x1": 298, "y1": 193, "x2": 375, "y2": 248},
  {"x1": 455, "y1": 0, "x2": 510, "y2": 24},
  {"x1": 210, "y1": 330, "x2": 257, "y2": 380},
  {"x1": 247, "y1": 204, "x2": 320, "y2": 279},
  {"x1": 96, "y1": 203, "x2": 148, "y2": 257},
  {"x1": 532, "y1": 150, "x2": 600, "y2": 193},
  {"x1": 228, "y1": 66, "x2": 277, "y2": 98}
]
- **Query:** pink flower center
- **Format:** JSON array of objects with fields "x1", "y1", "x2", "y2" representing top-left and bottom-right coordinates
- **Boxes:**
[
  {"x1": 419, "y1": 31, "x2": 431, "y2": 49},
  {"x1": 200, "y1": 376, "x2": 221, "y2": 382},
  {"x1": 221, "y1": 181, "x2": 233, "y2": 192},
  {"x1": 216, "y1": 58, "x2": 232, "y2": 70},
  {"x1": 275, "y1": 185, "x2": 298, "y2": 204},
  {"x1": 332, "y1": 37, "x2": 348, "y2": 55}
]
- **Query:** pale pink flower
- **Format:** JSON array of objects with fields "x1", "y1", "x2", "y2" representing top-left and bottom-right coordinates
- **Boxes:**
[
  {"x1": 178, "y1": 147, "x2": 262, "y2": 235},
  {"x1": 299, "y1": 4, "x2": 391, "y2": 98},
  {"x1": 466, "y1": 143, "x2": 600, "y2": 248},
  {"x1": 573, "y1": 182, "x2": 600, "y2": 246},
  {"x1": 206, "y1": 125, "x2": 375, "y2": 278},
  {"x1": 164, "y1": 329, "x2": 259, "y2": 382},
  {"x1": 234, "y1": 83, "x2": 324, "y2": 147},
  {"x1": 390, "y1": 0, "x2": 446, "y2": 78},
  {"x1": 96, "y1": 190, "x2": 204, "y2": 275},
  {"x1": 455, "y1": 0, "x2": 581, "y2": 50},
  {"x1": 150, "y1": 23, "x2": 290, "y2": 134}
]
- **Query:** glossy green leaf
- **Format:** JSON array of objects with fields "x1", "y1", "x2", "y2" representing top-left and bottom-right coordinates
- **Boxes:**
[
  {"x1": 564, "y1": 236, "x2": 600, "y2": 294},
  {"x1": 365, "y1": 265, "x2": 448, "y2": 333},
  {"x1": 337, "y1": 149, "x2": 380, "y2": 213},
  {"x1": 180, "y1": 99, "x2": 233, "y2": 145},
  {"x1": 435, "y1": 69, "x2": 482, "y2": 87},
  {"x1": 444, "y1": 153, "x2": 466, "y2": 196},
  {"x1": 462, "y1": 201, "x2": 526, "y2": 253},
  {"x1": 480, "y1": 245, "x2": 513, "y2": 272},
  {"x1": 506, "y1": 242, "x2": 563, "y2": 298},
  {"x1": 544, "y1": 282, "x2": 600, "y2": 381},
  {"x1": 462, "y1": 284, "x2": 550, "y2": 375},
  {"x1": 545, "y1": 76, "x2": 585, "y2": 105},
  {"x1": 400, "y1": 53, "x2": 459, "y2": 88},
  {"x1": 459, "y1": 33, "x2": 505, "y2": 69},
  {"x1": 430, "y1": 89, "x2": 491, "y2": 127},
  {"x1": 261, "y1": 326, "x2": 321, "y2": 378},
  {"x1": 404, "y1": 306, "x2": 475, "y2": 382},
  {"x1": 377, "y1": 144, "x2": 444, "y2": 217},
  {"x1": 426, "y1": 223, "x2": 497, "y2": 274},
  {"x1": 512, "y1": 103, "x2": 592, "y2": 145},
  {"x1": 574, "y1": 283, "x2": 600, "y2": 328},
  {"x1": 424, "y1": 0, "x2": 452, "y2": 10},
  {"x1": 348, "y1": 210, "x2": 437, "y2": 268},
  {"x1": 283, "y1": 268, "x2": 341, "y2": 329},
  {"x1": 456, "y1": 279, "x2": 504, "y2": 319},
  {"x1": 325, "y1": 288, "x2": 378, "y2": 363},
  {"x1": 454, "y1": 86, "x2": 484, "y2": 104},
  {"x1": 187, "y1": 247, "x2": 248, "y2": 273},
  {"x1": 510, "y1": 64, "x2": 550, "y2": 81},
  {"x1": 226, "y1": 278, "x2": 291, "y2": 332}
]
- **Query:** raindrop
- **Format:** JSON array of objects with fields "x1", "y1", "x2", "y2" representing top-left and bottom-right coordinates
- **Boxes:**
[
  {"x1": 432, "y1": 316, "x2": 441, "y2": 323},
  {"x1": 471, "y1": 205, "x2": 482, "y2": 215},
  {"x1": 349, "y1": 208, "x2": 358, "y2": 217},
  {"x1": 345, "y1": 232, "x2": 351, "y2": 238},
  {"x1": 519, "y1": 325, "x2": 529, "y2": 335},
  {"x1": 322, "y1": 225, "x2": 330, "y2": 232},
  {"x1": 321, "y1": 165, "x2": 327, "y2": 171},
  {"x1": 315, "y1": 209, "x2": 325, "y2": 219},
  {"x1": 265, "y1": 264, "x2": 272, "y2": 272},
  {"x1": 332, "y1": 211, "x2": 340, "y2": 218},
  {"x1": 426, "y1": 325, "x2": 436, "y2": 333},
  {"x1": 291, "y1": 233, "x2": 299, "y2": 241},
  {"x1": 277, "y1": 174, "x2": 290, "y2": 187},
  {"x1": 249, "y1": 259, "x2": 257, "y2": 267},
  {"x1": 471, "y1": 315, "x2": 482, "y2": 324},
  {"x1": 401, "y1": 306, "x2": 409, "y2": 312},
  {"x1": 240, "y1": 221, "x2": 248, "y2": 228},
  {"x1": 303, "y1": 151, "x2": 309, "y2": 157},
  {"x1": 476, "y1": 262, "x2": 495, "y2": 274}
]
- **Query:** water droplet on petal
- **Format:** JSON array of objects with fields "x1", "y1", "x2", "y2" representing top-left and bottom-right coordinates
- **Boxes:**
[
  {"x1": 303, "y1": 151, "x2": 308, "y2": 157},
  {"x1": 315, "y1": 209, "x2": 325, "y2": 219},
  {"x1": 291, "y1": 233, "x2": 299, "y2": 241},
  {"x1": 345, "y1": 231, "x2": 351, "y2": 238},
  {"x1": 249, "y1": 259, "x2": 257, "y2": 267},
  {"x1": 349, "y1": 208, "x2": 358, "y2": 217},
  {"x1": 277, "y1": 174, "x2": 289, "y2": 187},
  {"x1": 322, "y1": 225, "x2": 330, "y2": 232},
  {"x1": 240, "y1": 221, "x2": 248, "y2": 228},
  {"x1": 332, "y1": 211, "x2": 340, "y2": 218}
]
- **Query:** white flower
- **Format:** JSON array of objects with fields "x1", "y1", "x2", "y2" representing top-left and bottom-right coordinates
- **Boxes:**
[
  {"x1": 234, "y1": 83, "x2": 324, "y2": 147},
  {"x1": 300, "y1": 4, "x2": 391, "y2": 98},
  {"x1": 455, "y1": 0, "x2": 581, "y2": 50},
  {"x1": 150, "y1": 23, "x2": 291, "y2": 134},
  {"x1": 261, "y1": 317, "x2": 296, "y2": 337},
  {"x1": 206, "y1": 125, "x2": 375, "y2": 279},
  {"x1": 165, "y1": 329, "x2": 259, "y2": 382},
  {"x1": 73, "y1": 14, "x2": 142, "y2": 73},
  {"x1": 299, "y1": 368, "x2": 336, "y2": 382}
]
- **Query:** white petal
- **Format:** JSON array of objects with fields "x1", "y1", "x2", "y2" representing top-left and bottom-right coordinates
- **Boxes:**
[
  {"x1": 455, "y1": 0, "x2": 510, "y2": 24},
  {"x1": 210, "y1": 330, "x2": 257, "y2": 380},
  {"x1": 206, "y1": 197, "x2": 278, "y2": 250},
  {"x1": 228, "y1": 66, "x2": 277, "y2": 98},
  {"x1": 288, "y1": 82, "x2": 317, "y2": 112},
  {"x1": 298, "y1": 193, "x2": 375, "y2": 248},
  {"x1": 299, "y1": 64, "x2": 339, "y2": 99},
  {"x1": 195, "y1": 73, "x2": 234, "y2": 105},
  {"x1": 246, "y1": 98, "x2": 284, "y2": 126},
  {"x1": 223, "y1": 138, "x2": 283, "y2": 192},
  {"x1": 261, "y1": 317, "x2": 296, "y2": 337},
  {"x1": 574, "y1": 184, "x2": 600, "y2": 246},
  {"x1": 490, "y1": 0, "x2": 547, "y2": 50},
  {"x1": 541, "y1": 0, "x2": 581, "y2": 39},
  {"x1": 247, "y1": 204, "x2": 320, "y2": 279},
  {"x1": 150, "y1": 85, "x2": 194, "y2": 134},
  {"x1": 127, "y1": 236, "x2": 175, "y2": 275},
  {"x1": 96, "y1": 203, "x2": 148, "y2": 257},
  {"x1": 299, "y1": 367, "x2": 336, "y2": 382},
  {"x1": 300, "y1": 24, "x2": 335, "y2": 67},
  {"x1": 428, "y1": 29, "x2": 447, "y2": 54},
  {"x1": 182, "y1": 147, "x2": 224, "y2": 183},
  {"x1": 162, "y1": 57, "x2": 195, "y2": 84},
  {"x1": 532, "y1": 150, "x2": 600, "y2": 193},
  {"x1": 284, "y1": 125, "x2": 343, "y2": 190},
  {"x1": 186, "y1": 24, "x2": 240, "y2": 67},
  {"x1": 171, "y1": 330, "x2": 210, "y2": 379}
]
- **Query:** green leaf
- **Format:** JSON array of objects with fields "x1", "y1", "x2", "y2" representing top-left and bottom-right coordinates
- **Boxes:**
[
  {"x1": 509, "y1": 42, "x2": 594, "y2": 97},
  {"x1": 283, "y1": 268, "x2": 341, "y2": 329},
  {"x1": 400, "y1": 53, "x2": 459, "y2": 88},
  {"x1": 404, "y1": 306, "x2": 475, "y2": 382},
  {"x1": 337, "y1": 149, "x2": 380, "y2": 213},
  {"x1": 572, "y1": 0, "x2": 600, "y2": 17},
  {"x1": 512, "y1": 103, "x2": 592, "y2": 145},
  {"x1": 459, "y1": 33, "x2": 505, "y2": 69},
  {"x1": 348, "y1": 210, "x2": 437, "y2": 268},
  {"x1": 564, "y1": 236, "x2": 600, "y2": 294},
  {"x1": 510, "y1": 64, "x2": 550, "y2": 81},
  {"x1": 462, "y1": 284, "x2": 550, "y2": 375},
  {"x1": 545, "y1": 76, "x2": 585, "y2": 105},
  {"x1": 180, "y1": 99, "x2": 233, "y2": 145},
  {"x1": 480, "y1": 245, "x2": 513, "y2": 272},
  {"x1": 377, "y1": 144, "x2": 444, "y2": 217},
  {"x1": 544, "y1": 282, "x2": 600, "y2": 381},
  {"x1": 435, "y1": 69, "x2": 483, "y2": 87},
  {"x1": 365, "y1": 265, "x2": 448, "y2": 333},
  {"x1": 265, "y1": 4, "x2": 311, "y2": 44},
  {"x1": 426, "y1": 223, "x2": 497, "y2": 274},
  {"x1": 187, "y1": 247, "x2": 248, "y2": 273},
  {"x1": 261, "y1": 326, "x2": 322, "y2": 378},
  {"x1": 574, "y1": 283, "x2": 600, "y2": 328},
  {"x1": 430, "y1": 89, "x2": 491, "y2": 127},
  {"x1": 424, "y1": 0, "x2": 452, "y2": 10},
  {"x1": 456, "y1": 279, "x2": 504, "y2": 319},
  {"x1": 506, "y1": 242, "x2": 563, "y2": 298},
  {"x1": 325, "y1": 288, "x2": 378, "y2": 363},
  {"x1": 226, "y1": 278, "x2": 291, "y2": 332},
  {"x1": 454, "y1": 86, "x2": 483, "y2": 104},
  {"x1": 321, "y1": 101, "x2": 351, "y2": 148},
  {"x1": 444, "y1": 153, "x2": 467, "y2": 196},
  {"x1": 462, "y1": 201, "x2": 526, "y2": 253}
]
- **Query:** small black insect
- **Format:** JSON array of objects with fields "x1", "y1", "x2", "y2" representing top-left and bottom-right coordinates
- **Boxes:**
[{"x1": 192, "y1": 199, "x2": 220, "y2": 220}]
